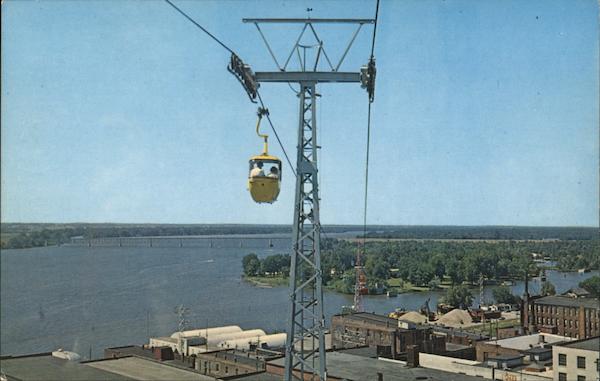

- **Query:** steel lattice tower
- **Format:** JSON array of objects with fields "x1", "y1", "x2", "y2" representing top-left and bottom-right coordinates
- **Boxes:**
[
  {"x1": 240, "y1": 17, "x2": 375, "y2": 380},
  {"x1": 163, "y1": 4, "x2": 377, "y2": 378}
]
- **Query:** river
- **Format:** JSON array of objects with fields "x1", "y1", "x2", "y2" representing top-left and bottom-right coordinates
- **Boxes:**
[{"x1": 1, "y1": 238, "x2": 597, "y2": 359}]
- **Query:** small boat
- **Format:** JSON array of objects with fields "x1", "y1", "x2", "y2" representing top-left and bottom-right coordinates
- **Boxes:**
[{"x1": 386, "y1": 290, "x2": 398, "y2": 297}]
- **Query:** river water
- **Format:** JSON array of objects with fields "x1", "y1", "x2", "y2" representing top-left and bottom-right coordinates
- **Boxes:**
[{"x1": 1, "y1": 238, "x2": 597, "y2": 359}]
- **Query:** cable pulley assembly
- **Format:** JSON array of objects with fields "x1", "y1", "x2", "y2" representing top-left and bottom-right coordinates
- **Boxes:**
[
  {"x1": 227, "y1": 54, "x2": 259, "y2": 103},
  {"x1": 360, "y1": 58, "x2": 376, "y2": 103}
]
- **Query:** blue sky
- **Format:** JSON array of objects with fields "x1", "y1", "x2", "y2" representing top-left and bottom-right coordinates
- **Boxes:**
[{"x1": 1, "y1": 0, "x2": 598, "y2": 226}]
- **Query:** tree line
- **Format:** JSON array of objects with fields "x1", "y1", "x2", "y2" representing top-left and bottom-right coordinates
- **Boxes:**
[
  {"x1": 242, "y1": 238, "x2": 599, "y2": 296},
  {"x1": 3, "y1": 223, "x2": 597, "y2": 253},
  {"x1": 365, "y1": 226, "x2": 599, "y2": 240}
]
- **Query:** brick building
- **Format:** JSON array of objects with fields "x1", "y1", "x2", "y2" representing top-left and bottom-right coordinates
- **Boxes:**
[
  {"x1": 524, "y1": 295, "x2": 599, "y2": 339},
  {"x1": 330, "y1": 312, "x2": 445, "y2": 360}
]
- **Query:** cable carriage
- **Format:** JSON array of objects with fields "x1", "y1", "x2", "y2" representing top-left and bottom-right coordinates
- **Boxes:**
[{"x1": 248, "y1": 108, "x2": 281, "y2": 203}]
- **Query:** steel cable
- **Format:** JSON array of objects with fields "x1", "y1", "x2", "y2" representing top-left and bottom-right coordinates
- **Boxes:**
[
  {"x1": 361, "y1": 0, "x2": 380, "y2": 257},
  {"x1": 164, "y1": 0, "x2": 296, "y2": 177}
]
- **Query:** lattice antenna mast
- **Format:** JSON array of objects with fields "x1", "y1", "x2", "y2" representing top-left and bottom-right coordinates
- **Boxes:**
[
  {"x1": 479, "y1": 274, "x2": 485, "y2": 308},
  {"x1": 239, "y1": 17, "x2": 375, "y2": 381},
  {"x1": 174, "y1": 304, "x2": 190, "y2": 354},
  {"x1": 353, "y1": 244, "x2": 366, "y2": 312}
]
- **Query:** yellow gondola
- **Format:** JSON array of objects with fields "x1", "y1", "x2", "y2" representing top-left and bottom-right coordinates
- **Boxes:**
[{"x1": 248, "y1": 108, "x2": 281, "y2": 203}]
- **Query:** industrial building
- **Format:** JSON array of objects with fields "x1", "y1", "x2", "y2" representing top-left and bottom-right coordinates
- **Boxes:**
[
  {"x1": 148, "y1": 325, "x2": 286, "y2": 356},
  {"x1": 522, "y1": 295, "x2": 600, "y2": 339},
  {"x1": 105, "y1": 344, "x2": 278, "y2": 379},
  {"x1": 267, "y1": 349, "x2": 494, "y2": 381},
  {"x1": 331, "y1": 312, "x2": 446, "y2": 362}
]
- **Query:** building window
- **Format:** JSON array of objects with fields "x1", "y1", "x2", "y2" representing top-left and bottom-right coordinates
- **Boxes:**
[
  {"x1": 558, "y1": 373, "x2": 567, "y2": 381},
  {"x1": 577, "y1": 376, "x2": 585, "y2": 381},
  {"x1": 577, "y1": 356, "x2": 586, "y2": 369},
  {"x1": 558, "y1": 354, "x2": 567, "y2": 366}
]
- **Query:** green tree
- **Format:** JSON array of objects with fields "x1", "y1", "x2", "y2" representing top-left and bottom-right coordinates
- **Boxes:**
[
  {"x1": 462, "y1": 255, "x2": 482, "y2": 285},
  {"x1": 259, "y1": 254, "x2": 290, "y2": 275},
  {"x1": 428, "y1": 276, "x2": 441, "y2": 290},
  {"x1": 242, "y1": 253, "x2": 261, "y2": 276},
  {"x1": 429, "y1": 254, "x2": 446, "y2": 279},
  {"x1": 492, "y1": 285, "x2": 520, "y2": 304},
  {"x1": 540, "y1": 281, "x2": 556, "y2": 296},
  {"x1": 446, "y1": 258, "x2": 464, "y2": 285},
  {"x1": 442, "y1": 285, "x2": 474, "y2": 309},
  {"x1": 579, "y1": 276, "x2": 600, "y2": 298},
  {"x1": 365, "y1": 255, "x2": 390, "y2": 281},
  {"x1": 410, "y1": 265, "x2": 435, "y2": 287}
]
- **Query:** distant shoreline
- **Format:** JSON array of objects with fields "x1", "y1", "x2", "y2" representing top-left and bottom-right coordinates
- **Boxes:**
[{"x1": 2, "y1": 223, "x2": 598, "y2": 250}]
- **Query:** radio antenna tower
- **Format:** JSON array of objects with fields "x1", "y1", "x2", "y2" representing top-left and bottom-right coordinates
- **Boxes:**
[
  {"x1": 174, "y1": 304, "x2": 190, "y2": 354},
  {"x1": 353, "y1": 244, "x2": 366, "y2": 312}
]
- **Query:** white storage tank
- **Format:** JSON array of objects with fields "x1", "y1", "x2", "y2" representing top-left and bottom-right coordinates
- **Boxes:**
[
  {"x1": 206, "y1": 329, "x2": 266, "y2": 345},
  {"x1": 170, "y1": 325, "x2": 242, "y2": 339},
  {"x1": 218, "y1": 333, "x2": 286, "y2": 350}
]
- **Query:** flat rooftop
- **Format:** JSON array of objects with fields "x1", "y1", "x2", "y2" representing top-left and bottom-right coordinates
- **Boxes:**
[
  {"x1": 484, "y1": 333, "x2": 570, "y2": 351},
  {"x1": 0, "y1": 353, "x2": 133, "y2": 381},
  {"x1": 535, "y1": 296, "x2": 599, "y2": 309},
  {"x1": 432, "y1": 326, "x2": 489, "y2": 340},
  {"x1": 558, "y1": 337, "x2": 600, "y2": 352},
  {"x1": 334, "y1": 312, "x2": 399, "y2": 327},
  {"x1": 150, "y1": 336, "x2": 178, "y2": 343},
  {"x1": 269, "y1": 351, "x2": 494, "y2": 381},
  {"x1": 86, "y1": 356, "x2": 214, "y2": 380},
  {"x1": 523, "y1": 347, "x2": 552, "y2": 354},
  {"x1": 488, "y1": 354, "x2": 524, "y2": 361},
  {"x1": 445, "y1": 342, "x2": 472, "y2": 352}
]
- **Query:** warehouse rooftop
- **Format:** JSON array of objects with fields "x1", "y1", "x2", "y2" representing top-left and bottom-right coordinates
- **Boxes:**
[
  {"x1": 85, "y1": 356, "x2": 214, "y2": 380},
  {"x1": 269, "y1": 351, "x2": 496, "y2": 381},
  {"x1": 0, "y1": 353, "x2": 133, "y2": 381},
  {"x1": 558, "y1": 336, "x2": 600, "y2": 352},
  {"x1": 535, "y1": 295, "x2": 600, "y2": 309}
]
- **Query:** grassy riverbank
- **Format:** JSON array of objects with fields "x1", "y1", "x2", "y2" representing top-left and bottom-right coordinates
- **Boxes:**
[
  {"x1": 243, "y1": 275, "x2": 288, "y2": 288},
  {"x1": 386, "y1": 277, "x2": 454, "y2": 293}
]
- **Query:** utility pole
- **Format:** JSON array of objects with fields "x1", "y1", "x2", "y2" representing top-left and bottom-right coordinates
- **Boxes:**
[{"x1": 238, "y1": 17, "x2": 376, "y2": 381}]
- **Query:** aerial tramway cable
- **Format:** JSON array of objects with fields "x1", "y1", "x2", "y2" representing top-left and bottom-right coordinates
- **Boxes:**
[
  {"x1": 256, "y1": 91, "x2": 297, "y2": 177},
  {"x1": 355, "y1": 0, "x2": 380, "y2": 312},
  {"x1": 164, "y1": 0, "x2": 236, "y2": 54},
  {"x1": 362, "y1": 0, "x2": 380, "y2": 245},
  {"x1": 163, "y1": 0, "x2": 296, "y2": 177}
]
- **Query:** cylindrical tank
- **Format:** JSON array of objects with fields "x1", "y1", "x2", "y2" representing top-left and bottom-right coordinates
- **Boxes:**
[
  {"x1": 170, "y1": 325, "x2": 242, "y2": 339},
  {"x1": 206, "y1": 329, "x2": 266, "y2": 345},
  {"x1": 218, "y1": 333, "x2": 286, "y2": 350}
]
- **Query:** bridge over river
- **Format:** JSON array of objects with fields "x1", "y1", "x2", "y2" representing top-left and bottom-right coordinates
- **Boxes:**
[{"x1": 68, "y1": 235, "x2": 291, "y2": 248}]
